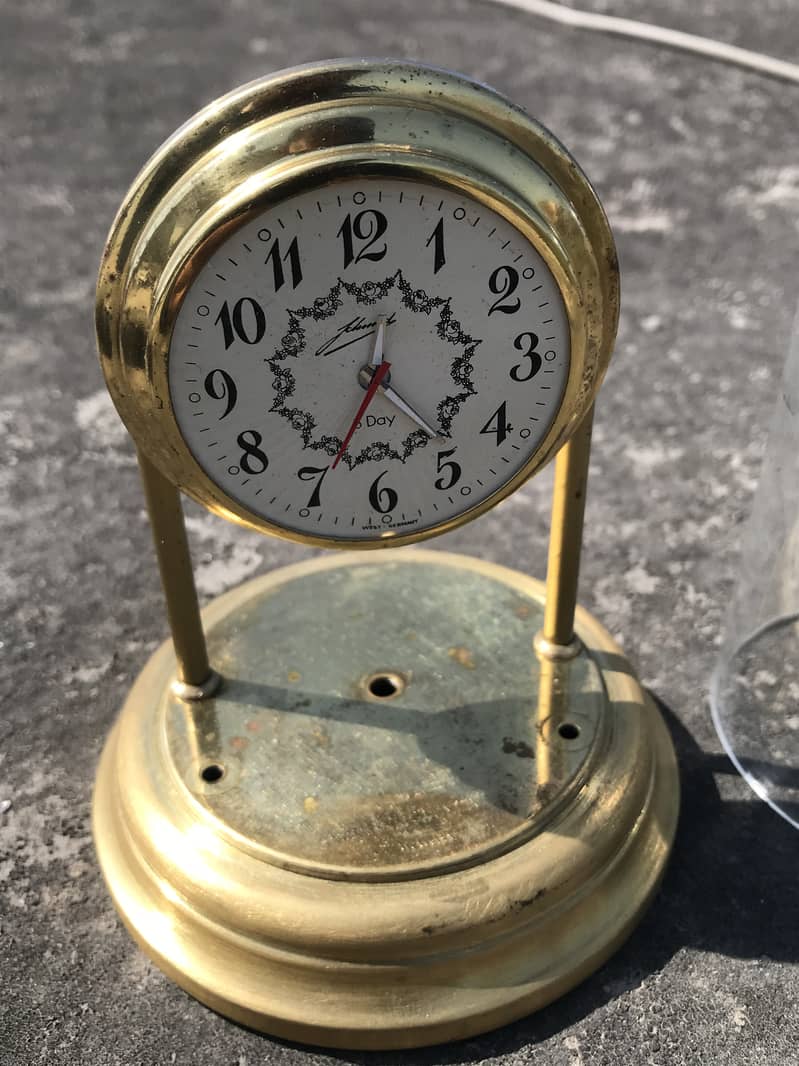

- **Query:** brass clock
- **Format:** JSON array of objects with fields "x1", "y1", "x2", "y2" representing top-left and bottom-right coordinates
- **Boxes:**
[
  {"x1": 97, "y1": 60, "x2": 614, "y2": 546},
  {"x1": 92, "y1": 60, "x2": 678, "y2": 1049}
]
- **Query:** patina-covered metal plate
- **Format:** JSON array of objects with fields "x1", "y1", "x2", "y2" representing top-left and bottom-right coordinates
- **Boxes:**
[{"x1": 165, "y1": 556, "x2": 606, "y2": 879}]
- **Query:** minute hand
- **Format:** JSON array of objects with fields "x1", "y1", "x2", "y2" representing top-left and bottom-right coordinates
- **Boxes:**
[
  {"x1": 358, "y1": 367, "x2": 440, "y2": 438},
  {"x1": 382, "y1": 382, "x2": 440, "y2": 438}
]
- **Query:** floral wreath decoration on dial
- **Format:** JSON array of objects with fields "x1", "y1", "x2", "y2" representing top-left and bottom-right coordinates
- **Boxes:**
[{"x1": 268, "y1": 269, "x2": 481, "y2": 469}]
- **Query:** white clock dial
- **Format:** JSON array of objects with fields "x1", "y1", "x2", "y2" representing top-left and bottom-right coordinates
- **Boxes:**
[{"x1": 168, "y1": 178, "x2": 569, "y2": 542}]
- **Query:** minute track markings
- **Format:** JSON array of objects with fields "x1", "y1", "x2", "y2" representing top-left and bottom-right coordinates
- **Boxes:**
[{"x1": 171, "y1": 178, "x2": 568, "y2": 540}]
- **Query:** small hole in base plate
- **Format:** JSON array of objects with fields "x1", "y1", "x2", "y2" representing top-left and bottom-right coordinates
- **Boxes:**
[
  {"x1": 369, "y1": 675, "x2": 398, "y2": 698},
  {"x1": 558, "y1": 722, "x2": 580, "y2": 740},
  {"x1": 364, "y1": 670, "x2": 407, "y2": 700},
  {"x1": 201, "y1": 763, "x2": 225, "y2": 783}
]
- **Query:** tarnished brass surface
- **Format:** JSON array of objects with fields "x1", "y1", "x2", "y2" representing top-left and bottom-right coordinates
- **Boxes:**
[
  {"x1": 93, "y1": 551, "x2": 679, "y2": 1049},
  {"x1": 95, "y1": 59, "x2": 619, "y2": 548}
]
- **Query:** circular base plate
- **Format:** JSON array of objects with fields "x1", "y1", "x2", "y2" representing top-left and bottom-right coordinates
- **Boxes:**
[{"x1": 93, "y1": 551, "x2": 679, "y2": 1049}]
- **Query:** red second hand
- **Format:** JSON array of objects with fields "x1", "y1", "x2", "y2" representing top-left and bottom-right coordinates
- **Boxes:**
[{"x1": 332, "y1": 361, "x2": 392, "y2": 470}]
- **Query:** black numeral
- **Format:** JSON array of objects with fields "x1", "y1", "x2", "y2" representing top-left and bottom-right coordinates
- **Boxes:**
[
  {"x1": 368, "y1": 469, "x2": 398, "y2": 514},
  {"x1": 215, "y1": 298, "x2": 266, "y2": 349},
  {"x1": 479, "y1": 401, "x2": 512, "y2": 445},
  {"x1": 426, "y1": 218, "x2": 446, "y2": 274},
  {"x1": 297, "y1": 466, "x2": 329, "y2": 508},
  {"x1": 338, "y1": 210, "x2": 388, "y2": 268},
  {"x1": 203, "y1": 369, "x2": 237, "y2": 419},
  {"x1": 265, "y1": 236, "x2": 303, "y2": 291},
  {"x1": 509, "y1": 332, "x2": 542, "y2": 381},
  {"x1": 236, "y1": 430, "x2": 269, "y2": 475},
  {"x1": 487, "y1": 266, "x2": 521, "y2": 316},
  {"x1": 434, "y1": 448, "x2": 461, "y2": 490}
]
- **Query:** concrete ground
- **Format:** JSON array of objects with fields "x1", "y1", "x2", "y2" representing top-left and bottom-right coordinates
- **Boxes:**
[{"x1": 1, "y1": 0, "x2": 798, "y2": 1063}]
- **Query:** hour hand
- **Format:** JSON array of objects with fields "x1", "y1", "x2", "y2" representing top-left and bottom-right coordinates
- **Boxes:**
[{"x1": 369, "y1": 316, "x2": 386, "y2": 368}]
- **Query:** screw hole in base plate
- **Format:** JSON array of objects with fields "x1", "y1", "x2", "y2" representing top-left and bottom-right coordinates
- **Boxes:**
[
  {"x1": 201, "y1": 763, "x2": 225, "y2": 783},
  {"x1": 365, "y1": 671, "x2": 406, "y2": 700}
]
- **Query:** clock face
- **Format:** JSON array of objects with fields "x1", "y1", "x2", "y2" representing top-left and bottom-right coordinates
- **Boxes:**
[{"x1": 168, "y1": 177, "x2": 569, "y2": 542}]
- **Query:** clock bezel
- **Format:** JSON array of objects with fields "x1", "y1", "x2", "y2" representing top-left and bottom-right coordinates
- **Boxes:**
[
  {"x1": 96, "y1": 60, "x2": 619, "y2": 549},
  {"x1": 154, "y1": 159, "x2": 578, "y2": 546}
]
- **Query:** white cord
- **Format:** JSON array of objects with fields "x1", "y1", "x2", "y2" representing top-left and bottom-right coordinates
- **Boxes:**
[{"x1": 486, "y1": 0, "x2": 799, "y2": 86}]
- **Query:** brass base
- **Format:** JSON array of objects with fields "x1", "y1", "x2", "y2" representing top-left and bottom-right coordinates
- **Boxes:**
[{"x1": 93, "y1": 550, "x2": 679, "y2": 1049}]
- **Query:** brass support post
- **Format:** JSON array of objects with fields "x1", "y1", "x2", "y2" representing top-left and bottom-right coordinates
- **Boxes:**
[
  {"x1": 534, "y1": 654, "x2": 568, "y2": 796},
  {"x1": 536, "y1": 405, "x2": 595, "y2": 657},
  {"x1": 534, "y1": 406, "x2": 594, "y2": 789},
  {"x1": 138, "y1": 451, "x2": 220, "y2": 699}
]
